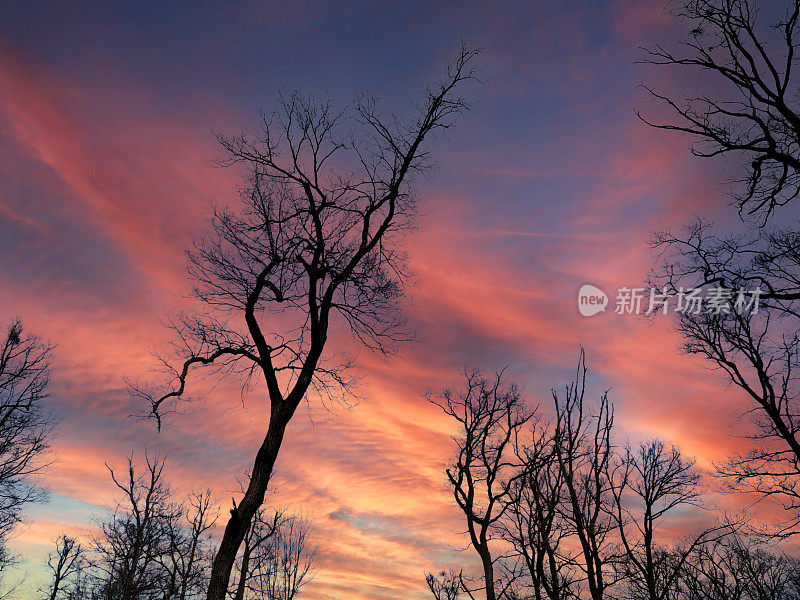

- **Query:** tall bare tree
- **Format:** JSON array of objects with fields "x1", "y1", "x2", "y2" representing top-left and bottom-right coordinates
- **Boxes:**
[
  {"x1": 162, "y1": 490, "x2": 218, "y2": 600},
  {"x1": 502, "y1": 421, "x2": 575, "y2": 600},
  {"x1": 246, "y1": 513, "x2": 316, "y2": 600},
  {"x1": 131, "y1": 44, "x2": 481, "y2": 600},
  {"x1": 229, "y1": 508, "x2": 280, "y2": 600},
  {"x1": 432, "y1": 369, "x2": 532, "y2": 600},
  {"x1": 551, "y1": 352, "x2": 618, "y2": 600},
  {"x1": 639, "y1": 0, "x2": 800, "y2": 222},
  {"x1": 649, "y1": 220, "x2": 800, "y2": 535},
  {"x1": 0, "y1": 318, "x2": 55, "y2": 571},
  {"x1": 91, "y1": 452, "x2": 180, "y2": 600}
]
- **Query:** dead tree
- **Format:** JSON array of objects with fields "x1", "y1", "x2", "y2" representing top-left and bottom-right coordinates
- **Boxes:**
[
  {"x1": 251, "y1": 513, "x2": 317, "y2": 600},
  {"x1": 611, "y1": 440, "x2": 729, "y2": 600},
  {"x1": 639, "y1": 0, "x2": 800, "y2": 221},
  {"x1": 502, "y1": 421, "x2": 575, "y2": 600},
  {"x1": 129, "y1": 44, "x2": 481, "y2": 600},
  {"x1": 432, "y1": 369, "x2": 532, "y2": 600},
  {"x1": 43, "y1": 534, "x2": 85, "y2": 600},
  {"x1": 551, "y1": 351, "x2": 618, "y2": 600},
  {"x1": 0, "y1": 319, "x2": 55, "y2": 568}
]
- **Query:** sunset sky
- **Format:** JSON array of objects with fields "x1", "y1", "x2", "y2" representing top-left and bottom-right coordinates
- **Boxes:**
[{"x1": 0, "y1": 1, "x2": 773, "y2": 598}]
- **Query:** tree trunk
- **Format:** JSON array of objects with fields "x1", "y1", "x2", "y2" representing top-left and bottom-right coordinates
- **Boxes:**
[
  {"x1": 232, "y1": 540, "x2": 251, "y2": 600},
  {"x1": 49, "y1": 577, "x2": 61, "y2": 600},
  {"x1": 482, "y1": 553, "x2": 496, "y2": 600},
  {"x1": 206, "y1": 414, "x2": 288, "y2": 600}
]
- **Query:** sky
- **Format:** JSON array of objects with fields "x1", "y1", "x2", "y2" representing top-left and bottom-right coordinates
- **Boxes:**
[{"x1": 0, "y1": 1, "x2": 780, "y2": 598}]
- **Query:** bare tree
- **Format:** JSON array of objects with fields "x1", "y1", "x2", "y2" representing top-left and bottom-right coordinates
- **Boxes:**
[
  {"x1": 436, "y1": 355, "x2": 622, "y2": 600},
  {"x1": 252, "y1": 513, "x2": 317, "y2": 600},
  {"x1": 426, "y1": 570, "x2": 462, "y2": 600},
  {"x1": 229, "y1": 508, "x2": 281, "y2": 600},
  {"x1": 502, "y1": 420, "x2": 576, "y2": 600},
  {"x1": 130, "y1": 44, "x2": 481, "y2": 600},
  {"x1": 639, "y1": 0, "x2": 800, "y2": 222},
  {"x1": 677, "y1": 532, "x2": 800, "y2": 600},
  {"x1": 611, "y1": 440, "x2": 729, "y2": 600},
  {"x1": 230, "y1": 509, "x2": 317, "y2": 600},
  {"x1": 162, "y1": 490, "x2": 218, "y2": 600},
  {"x1": 432, "y1": 369, "x2": 533, "y2": 600},
  {"x1": 649, "y1": 220, "x2": 800, "y2": 535},
  {"x1": 42, "y1": 534, "x2": 85, "y2": 600},
  {"x1": 643, "y1": 0, "x2": 800, "y2": 540},
  {"x1": 551, "y1": 351, "x2": 618, "y2": 600},
  {"x1": 91, "y1": 452, "x2": 179, "y2": 600},
  {"x1": 90, "y1": 452, "x2": 217, "y2": 600},
  {"x1": 0, "y1": 318, "x2": 55, "y2": 571}
]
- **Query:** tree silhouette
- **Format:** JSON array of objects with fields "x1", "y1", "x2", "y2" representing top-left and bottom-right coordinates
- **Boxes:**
[
  {"x1": 650, "y1": 219, "x2": 800, "y2": 535},
  {"x1": 162, "y1": 490, "x2": 217, "y2": 600},
  {"x1": 131, "y1": 44, "x2": 481, "y2": 600},
  {"x1": 230, "y1": 508, "x2": 281, "y2": 600},
  {"x1": 0, "y1": 318, "x2": 55, "y2": 574},
  {"x1": 230, "y1": 510, "x2": 317, "y2": 600},
  {"x1": 677, "y1": 532, "x2": 800, "y2": 599},
  {"x1": 639, "y1": 0, "x2": 800, "y2": 222},
  {"x1": 89, "y1": 452, "x2": 217, "y2": 600},
  {"x1": 610, "y1": 440, "x2": 730, "y2": 600},
  {"x1": 426, "y1": 570, "x2": 462, "y2": 600},
  {"x1": 42, "y1": 534, "x2": 85, "y2": 600},
  {"x1": 551, "y1": 353, "x2": 618, "y2": 600},
  {"x1": 645, "y1": 0, "x2": 800, "y2": 538},
  {"x1": 502, "y1": 418, "x2": 575, "y2": 600},
  {"x1": 436, "y1": 355, "x2": 621, "y2": 600},
  {"x1": 432, "y1": 369, "x2": 532, "y2": 600}
]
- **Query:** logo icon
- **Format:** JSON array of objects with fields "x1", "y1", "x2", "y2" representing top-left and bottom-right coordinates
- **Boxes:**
[{"x1": 578, "y1": 284, "x2": 608, "y2": 317}]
